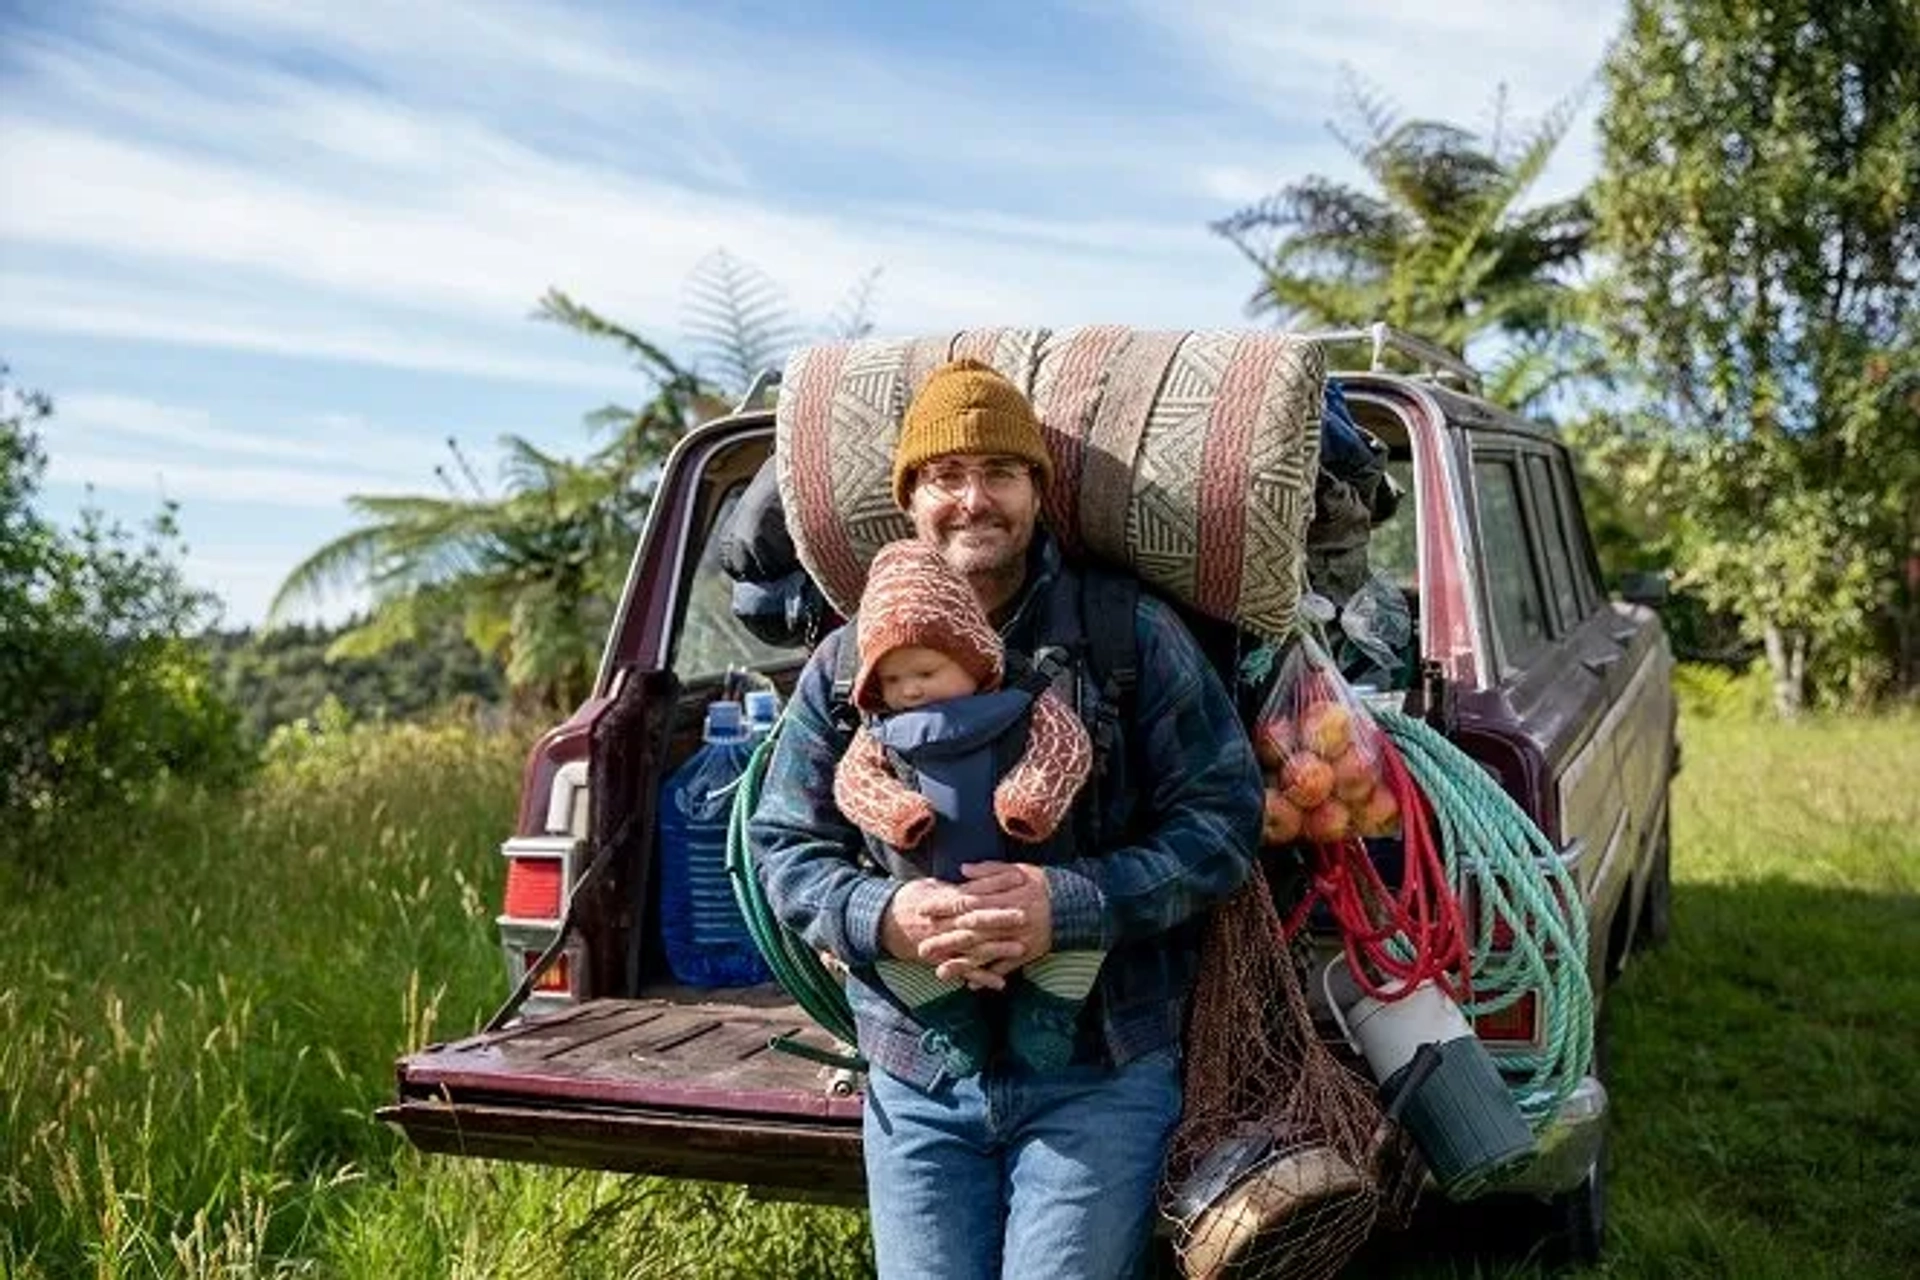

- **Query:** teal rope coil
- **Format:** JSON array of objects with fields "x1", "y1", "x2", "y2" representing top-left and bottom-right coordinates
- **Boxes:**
[
  {"x1": 1378, "y1": 709, "x2": 1593, "y2": 1126},
  {"x1": 725, "y1": 723, "x2": 862, "y2": 1060}
]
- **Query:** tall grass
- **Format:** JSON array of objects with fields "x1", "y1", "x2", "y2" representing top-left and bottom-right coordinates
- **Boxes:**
[
  {"x1": 0, "y1": 719, "x2": 865, "y2": 1277},
  {"x1": 4, "y1": 711, "x2": 1915, "y2": 1277}
]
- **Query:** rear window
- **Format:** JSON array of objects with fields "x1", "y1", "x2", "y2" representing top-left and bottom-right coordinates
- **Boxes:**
[
  {"x1": 1370, "y1": 458, "x2": 1417, "y2": 590},
  {"x1": 1474, "y1": 458, "x2": 1551, "y2": 669},
  {"x1": 672, "y1": 486, "x2": 808, "y2": 681}
]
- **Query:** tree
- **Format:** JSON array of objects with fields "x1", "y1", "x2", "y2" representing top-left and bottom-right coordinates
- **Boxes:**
[
  {"x1": 268, "y1": 291, "x2": 713, "y2": 709},
  {"x1": 203, "y1": 613, "x2": 507, "y2": 741},
  {"x1": 269, "y1": 251, "x2": 881, "y2": 708},
  {"x1": 1214, "y1": 80, "x2": 1595, "y2": 411},
  {"x1": 1590, "y1": 0, "x2": 1920, "y2": 713},
  {"x1": 2, "y1": 366, "x2": 246, "y2": 838},
  {"x1": 683, "y1": 249, "x2": 883, "y2": 398}
]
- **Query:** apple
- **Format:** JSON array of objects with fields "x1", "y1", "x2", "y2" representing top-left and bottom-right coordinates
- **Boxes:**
[
  {"x1": 1262, "y1": 788, "x2": 1304, "y2": 846},
  {"x1": 1304, "y1": 798, "x2": 1353, "y2": 843},
  {"x1": 1280, "y1": 751, "x2": 1335, "y2": 809},
  {"x1": 1253, "y1": 717, "x2": 1296, "y2": 770},
  {"x1": 1356, "y1": 787, "x2": 1401, "y2": 837},
  {"x1": 1300, "y1": 701, "x2": 1355, "y2": 760},
  {"x1": 1330, "y1": 748, "x2": 1377, "y2": 802}
]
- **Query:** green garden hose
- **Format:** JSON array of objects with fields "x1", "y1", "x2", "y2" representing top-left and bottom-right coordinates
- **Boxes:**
[
  {"x1": 725, "y1": 725, "x2": 862, "y2": 1064},
  {"x1": 1378, "y1": 709, "x2": 1594, "y2": 1125}
]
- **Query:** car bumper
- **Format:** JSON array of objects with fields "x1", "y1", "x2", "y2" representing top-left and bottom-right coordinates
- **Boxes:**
[{"x1": 1492, "y1": 1074, "x2": 1608, "y2": 1197}]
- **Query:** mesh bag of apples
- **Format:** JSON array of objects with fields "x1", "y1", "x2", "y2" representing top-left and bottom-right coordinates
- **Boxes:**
[{"x1": 1255, "y1": 635, "x2": 1400, "y2": 848}]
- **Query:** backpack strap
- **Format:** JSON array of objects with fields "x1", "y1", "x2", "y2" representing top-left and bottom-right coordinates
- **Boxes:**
[
  {"x1": 1037, "y1": 565, "x2": 1140, "y2": 851},
  {"x1": 1080, "y1": 570, "x2": 1140, "y2": 714},
  {"x1": 1000, "y1": 649, "x2": 1056, "y2": 698},
  {"x1": 828, "y1": 625, "x2": 863, "y2": 736}
]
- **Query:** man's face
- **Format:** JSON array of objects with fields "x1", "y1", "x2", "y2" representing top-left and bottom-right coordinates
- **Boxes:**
[{"x1": 906, "y1": 453, "x2": 1041, "y2": 579}]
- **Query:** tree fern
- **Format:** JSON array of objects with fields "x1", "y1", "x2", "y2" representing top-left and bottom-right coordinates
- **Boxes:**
[
  {"x1": 1212, "y1": 76, "x2": 1593, "y2": 384},
  {"x1": 683, "y1": 249, "x2": 804, "y2": 397}
]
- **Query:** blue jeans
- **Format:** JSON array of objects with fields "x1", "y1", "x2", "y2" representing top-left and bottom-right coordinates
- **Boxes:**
[{"x1": 861, "y1": 1048, "x2": 1182, "y2": 1280}]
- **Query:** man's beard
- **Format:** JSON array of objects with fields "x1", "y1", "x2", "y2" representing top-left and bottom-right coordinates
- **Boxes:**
[{"x1": 938, "y1": 518, "x2": 1022, "y2": 576}]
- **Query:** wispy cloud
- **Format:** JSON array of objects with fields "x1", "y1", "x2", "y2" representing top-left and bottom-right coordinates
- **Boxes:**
[
  {"x1": 52, "y1": 393, "x2": 440, "y2": 474},
  {"x1": 3, "y1": 0, "x2": 1624, "y2": 626},
  {"x1": 2, "y1": 0, "x2": 1278, "y2": 378},
  {"x1": 1118, "y1": 0, "x2": 1615, "y2": 200},
  {"x1": 46, "y1": 450, "x2": 402, "y2": 510},
  {"x1": 43, "y1": 392, "x2": 460, "y2": 511}
]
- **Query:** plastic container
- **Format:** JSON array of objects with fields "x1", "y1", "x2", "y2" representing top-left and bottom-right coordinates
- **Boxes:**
[
  {"x1": 657, "y1": 700, "x2": 771, "y2": 987},
  {"x1": 1382, "y1": 1037, "x2": 1536, "y2": 1199},
  {"x1": 744, "y1": 689, "x2": 781, "y2": 744},
  {"x1": 1324, "y1": 960, "x2": 1535, "y2": 1199}
]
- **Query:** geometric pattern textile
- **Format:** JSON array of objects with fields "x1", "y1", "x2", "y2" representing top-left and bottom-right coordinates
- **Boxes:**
[{"x1": 774, "y1": 328, "x2": 1325, "y2": 644}]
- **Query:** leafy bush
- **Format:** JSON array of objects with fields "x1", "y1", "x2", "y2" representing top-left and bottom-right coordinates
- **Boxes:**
[
  {"x1": 1672, "y1": 661, "x2": 1773, "y2": 720},
  {"x1": 203, "y1": 617, "x2": 507, "y2": 743},
  {"x1": 1, "y1": 368, "x2": 250, "y2": 844}
]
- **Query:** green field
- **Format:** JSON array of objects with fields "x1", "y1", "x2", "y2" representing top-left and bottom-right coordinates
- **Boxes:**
[{"x1": 3, "y1": 710, "x2": 1916, "y2": 1278}]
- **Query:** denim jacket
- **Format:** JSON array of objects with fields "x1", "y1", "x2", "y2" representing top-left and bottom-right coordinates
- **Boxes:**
[{"x1": 750, "y1": 536, "x2": 1263, "y2": 1090}]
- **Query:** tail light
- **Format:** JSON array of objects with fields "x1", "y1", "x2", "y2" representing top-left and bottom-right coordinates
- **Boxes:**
[
  {"x1": 1460, "y1": 857, "x2": 1576, "y2": 1056},
  {"x1": 504, "y1": 857, "x2": 563, "y2": 920},
  {"x1": 1464, "y1": 868, "x2": 1575, "y2": 957},
  {"x1": 1472, "y1": 990, "x2": 1542, "y2": 1048},
  {"x1": 497, "y1": 833, "x2": 586, "y2": 1012}
]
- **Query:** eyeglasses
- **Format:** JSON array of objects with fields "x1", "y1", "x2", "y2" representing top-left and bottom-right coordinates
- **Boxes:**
[{"x1": 916, "y1": 460, "x2": 1034, "y2": 501}]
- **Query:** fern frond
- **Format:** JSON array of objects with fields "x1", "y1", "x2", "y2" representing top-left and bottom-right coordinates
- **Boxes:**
[
  {"x1": 825, "y1": 267, "x2": 884, "y2": 341},
  {"x1": 683, "y1": 249, "x2": 803, "y2": 397}
]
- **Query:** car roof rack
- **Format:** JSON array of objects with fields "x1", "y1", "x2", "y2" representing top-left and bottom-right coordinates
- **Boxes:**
[
  {"x1": 1304, "y1": 322, "x2": 1481, "y2": 394},
  {"x1": 734, "y1": 367, "x2": 783, "y2": 415}
]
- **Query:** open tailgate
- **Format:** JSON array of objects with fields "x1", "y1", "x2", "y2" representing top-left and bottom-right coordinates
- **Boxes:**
[{"x1": 379, "y1": 996, "x2": 866, "y2": 1197}]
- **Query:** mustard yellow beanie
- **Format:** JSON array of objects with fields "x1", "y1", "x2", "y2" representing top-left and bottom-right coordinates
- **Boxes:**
[{"x1": 892, "y1": 358, "x2": 1054, "y2": 509}]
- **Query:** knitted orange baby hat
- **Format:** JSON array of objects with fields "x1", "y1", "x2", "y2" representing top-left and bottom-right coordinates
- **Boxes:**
[{"x1": 850, "y1": 540, "x2": 1004, "y2": 713}]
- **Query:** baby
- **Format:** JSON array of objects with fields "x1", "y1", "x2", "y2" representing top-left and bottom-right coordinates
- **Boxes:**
[{"x1": 833, "y1": 539, "x2": 1099, "y2": 1075}]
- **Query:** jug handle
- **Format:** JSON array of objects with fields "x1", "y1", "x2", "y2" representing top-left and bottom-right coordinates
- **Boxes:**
[{"x1": 1322, "y1": 957, "x2": 1361, "y2": 1053}]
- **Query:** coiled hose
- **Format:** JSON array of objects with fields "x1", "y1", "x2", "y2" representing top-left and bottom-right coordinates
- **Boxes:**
[
  {"x1": 1377, "y1": 708, "x2": 1594, "y2": 1125},
  {"x1": 725, "y1": 728, "x2": 861, "y2": 1062}
]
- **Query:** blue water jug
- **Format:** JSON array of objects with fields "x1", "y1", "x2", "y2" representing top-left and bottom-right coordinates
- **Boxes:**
[
  {"x1": 744, "y1": 689, "x2": 781, "y2": 745},
  {"x1": 657, "y1": 699, "x2": 771, "y2": 986}
]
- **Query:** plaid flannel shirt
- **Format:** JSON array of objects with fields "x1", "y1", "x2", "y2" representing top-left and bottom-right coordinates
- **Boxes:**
[{"x1": 749, "y1": 538, "x2": 1262, "y2": 1090}]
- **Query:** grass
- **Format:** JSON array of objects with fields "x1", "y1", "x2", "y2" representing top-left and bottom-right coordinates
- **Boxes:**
[
  {"x1": 1598, "y1": 714, "x2": 1920, "y2": 1278},
  {"x1": 0, "y1": 720, "x2": 866, "y2": 1278},
  {"x1": 2, "y1": 710, "x2": 1915, "y2": 1277}
]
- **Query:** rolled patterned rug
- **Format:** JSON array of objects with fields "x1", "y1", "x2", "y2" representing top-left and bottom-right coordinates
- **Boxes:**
[{"x1": 773, "y1": 327, "x2": 1325, "y2": 644}]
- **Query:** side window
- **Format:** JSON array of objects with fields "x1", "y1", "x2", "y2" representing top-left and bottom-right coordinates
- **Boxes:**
[
  {"x1": 672, "y1": 486, "x2": 808, "y2": 681},
  {"x1": 1474, "y1": 457, "x2": 1551, "y2": 669},
  {"x1": 1525, "y1": 454, "x2": 1583, "y2": 629},
  {"x1": 1552, "y1": 460, "x2": 1604, "y2": 613}
]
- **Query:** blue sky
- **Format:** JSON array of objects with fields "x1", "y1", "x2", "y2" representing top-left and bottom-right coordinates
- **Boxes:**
[{"x1": 1, "y1": 0, "x2": 1621, "y2": 626}]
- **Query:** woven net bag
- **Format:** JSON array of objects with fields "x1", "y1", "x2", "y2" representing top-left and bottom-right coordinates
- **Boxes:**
[{"x1": 1161, "y1": 863, "x2": 1423, "y2": 1279}]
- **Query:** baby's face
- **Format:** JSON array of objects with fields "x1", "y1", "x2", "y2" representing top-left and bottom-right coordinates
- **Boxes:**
[{"x1": 874, "y1": 645, "x2": 978, "y2": 710}]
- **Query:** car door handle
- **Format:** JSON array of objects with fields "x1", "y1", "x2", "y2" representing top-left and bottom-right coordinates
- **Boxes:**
[{"x1": 1583, "y1": 653, "x2": 1621, "y2": 677}]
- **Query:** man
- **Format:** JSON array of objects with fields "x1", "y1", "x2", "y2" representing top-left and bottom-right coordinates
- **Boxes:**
[{"x1": 751, "y1": 357, "x2": 1263, "y2": 1279}]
